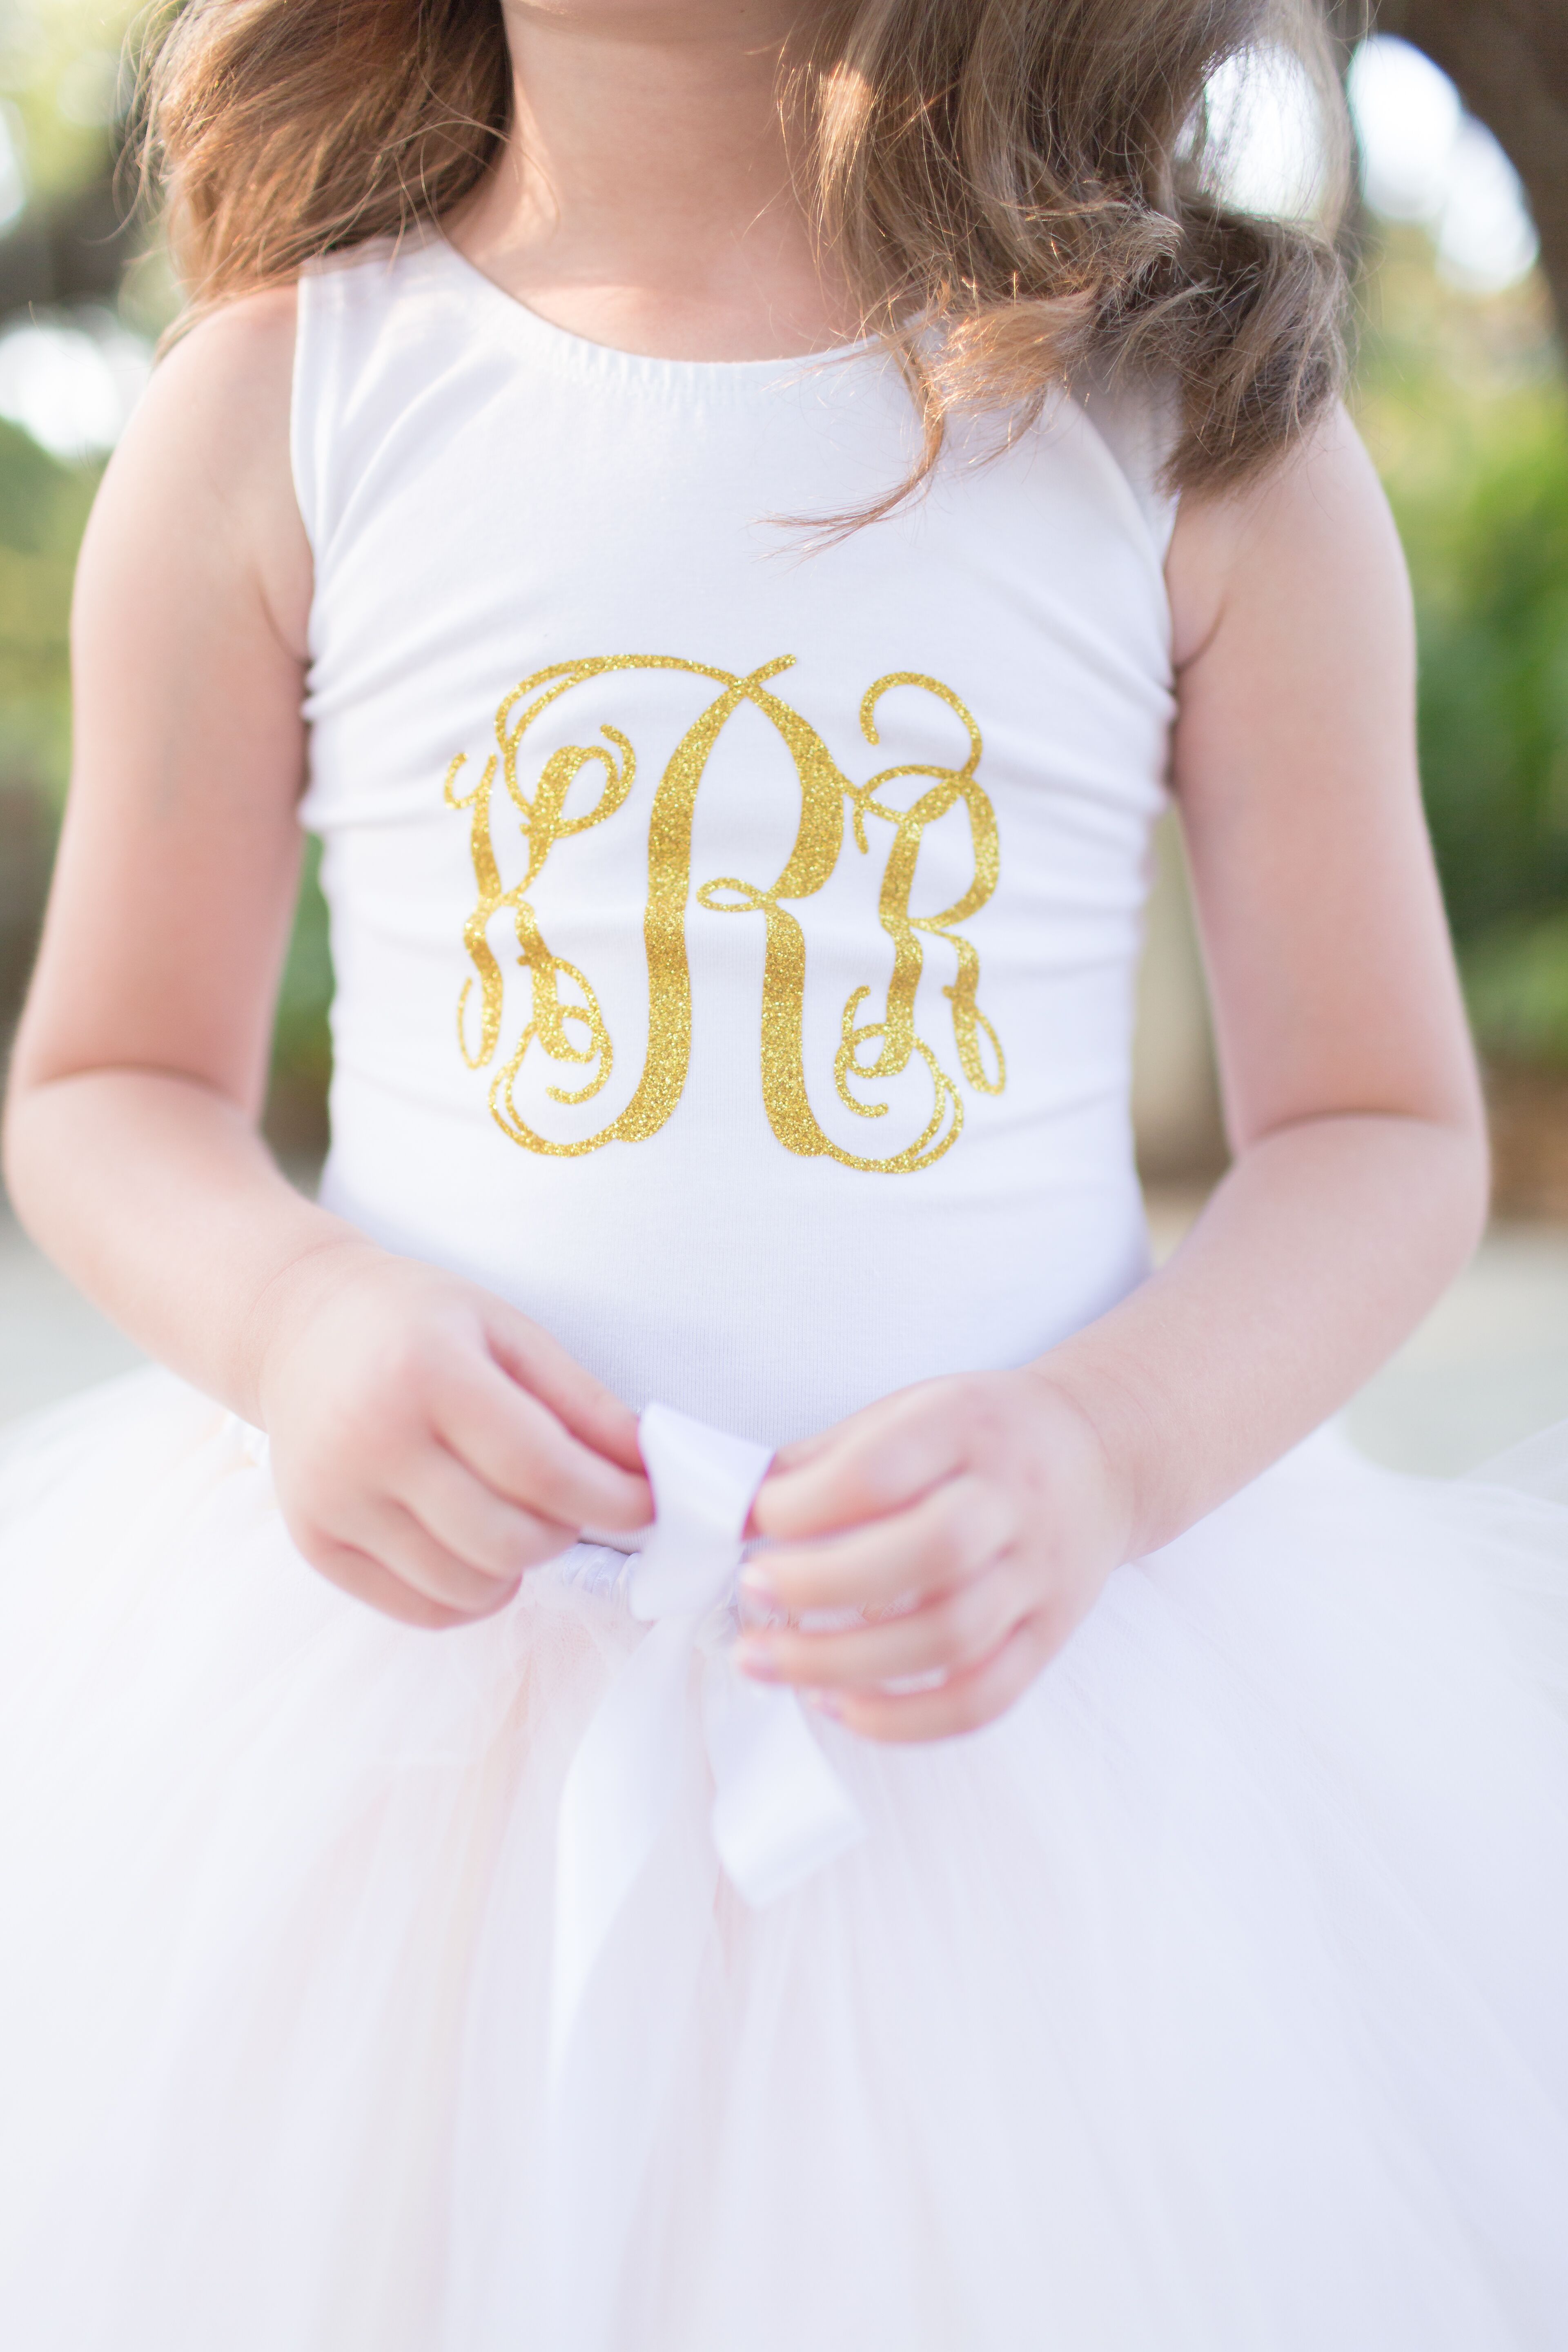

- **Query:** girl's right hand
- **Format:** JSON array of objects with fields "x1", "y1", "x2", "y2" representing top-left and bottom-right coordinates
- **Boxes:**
[{"x1": 254, "y1": 1242, "x2": 653, "y2": 1628}]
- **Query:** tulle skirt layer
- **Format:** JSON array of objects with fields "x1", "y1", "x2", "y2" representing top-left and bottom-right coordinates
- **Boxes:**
[{"x1": 1, "y1": 1367, "x2": 1566, "y2": 2351}]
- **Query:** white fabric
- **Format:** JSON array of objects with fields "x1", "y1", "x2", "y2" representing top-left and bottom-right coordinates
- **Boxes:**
[
  {"x1": 0, "y1": 1377, "x2": 1566, "y2": 2350},
  {"x1": 0, "y1": 233, "x2": 1566, "y2": 2350},
  {"x1": 552, "y1": 1402, "x2": 864, "y2": 2075},
  {"x1": 1075, "y1": 364, "x2": 1182, "y2": 562},
  {"x1": 543, "y1": 1403, "x2": 866, "y2": 2352},
  {"x1": 292, "y1": 234, "x2": 1171, "y2": 1448}
]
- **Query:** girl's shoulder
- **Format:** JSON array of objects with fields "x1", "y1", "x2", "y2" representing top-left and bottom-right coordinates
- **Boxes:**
[
  {"x1": 145, "y1": 239, "x2": 445, "y2": 573},
  {"x1": 1166, "y1": 403, "x2": 1408, "y2": 676},
  {"x1": 88, "y1": 281, "x2": 308, "y2": 664},
  {"x1": 147, "y1": 281, "x2": 299, "y2": 451}
]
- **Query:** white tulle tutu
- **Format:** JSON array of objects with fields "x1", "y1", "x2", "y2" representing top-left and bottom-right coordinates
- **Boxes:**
[{"x1": 2, "y1": 1364, "x2": 1567, "y2": 2351}]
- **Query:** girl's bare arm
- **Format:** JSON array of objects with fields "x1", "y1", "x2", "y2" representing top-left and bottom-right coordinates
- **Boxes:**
[
  {"x1": 4, "y1": 292, "x2": 325, "y2": 1404},
  {"x1": 1079, "y1": 403, "x2": 1487, "y2": 1541},
  {"x1": 2, "y1": 296, "x2": 650, "y2": 1625}
]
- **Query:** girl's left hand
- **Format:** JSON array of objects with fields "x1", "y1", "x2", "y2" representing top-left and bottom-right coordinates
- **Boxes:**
[{"x1": 740, "y1": 1372, "x2": 1133, "y2": 1743}]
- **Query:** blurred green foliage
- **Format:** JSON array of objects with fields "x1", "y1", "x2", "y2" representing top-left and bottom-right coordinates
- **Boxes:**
[
  {"x1": 1463, "y1": 912, "x2": 1568, "y2": 1064},
  {"x1": 0, "y1": 0, "x2": 137, "y2": 200},
  {"x1": 1356, "y1": 229, "x2": 1568, "y2": 1063},
  {"x1": 1399, "y1": 405, "x2": 1568, "y2": 939},
  {"x1": 268, "y1": 836, "x2": 334, "y2": 1154},
  {"x1": 0, "y1": 417, "x2": 95, "y2": 790}
]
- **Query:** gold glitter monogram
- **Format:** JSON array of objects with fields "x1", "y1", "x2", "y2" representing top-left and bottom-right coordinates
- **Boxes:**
[{"x1": 443, "y1": 656, "x2": 1004, "y2": 1172}]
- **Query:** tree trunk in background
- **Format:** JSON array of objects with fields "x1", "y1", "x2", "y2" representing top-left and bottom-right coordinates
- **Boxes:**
[
  {"x1": 0, "y1": 173, "x2": 138, "y2": 318},
  {"x1": 1368, "y1": 0, "x2": 1568, "y2": 329}
]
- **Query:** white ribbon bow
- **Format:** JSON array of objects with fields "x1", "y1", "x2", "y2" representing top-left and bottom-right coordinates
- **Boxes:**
[{"x1": 550, "y1": 1401, "x2": 868, "y2": 2072}]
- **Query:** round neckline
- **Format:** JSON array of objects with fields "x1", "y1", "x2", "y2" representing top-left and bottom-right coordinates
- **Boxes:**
[{"x1": 429, "y1": 231, "x2": 880, "y2": 383}]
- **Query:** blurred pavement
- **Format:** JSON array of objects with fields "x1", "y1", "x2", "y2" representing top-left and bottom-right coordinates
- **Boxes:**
[
  {"x1": 0, "y1": 1205, "x2": 145, "y2": 1425},
  {"x1": 3, "y1": 1196, "x2": 1567, "y2": 1475},
  {"x1": 1147, "y1": 1195, "x2": 1568, "y2": 1475}
]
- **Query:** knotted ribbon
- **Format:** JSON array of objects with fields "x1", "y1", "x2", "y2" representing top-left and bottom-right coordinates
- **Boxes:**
[{"x1": 550, "y1": 1400, "x2": 868, "y2": 2073}]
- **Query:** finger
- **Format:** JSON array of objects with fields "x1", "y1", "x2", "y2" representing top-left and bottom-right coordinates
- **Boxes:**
[
  {"x1": 296, "y1": 1530, "x2": 481, "y2": 1631},
  {"x1": 482, "y1": 1303, "x2": 647, "y2": 1477},
  {"x1": 396, "y1": 1442, "x2": 579, "y2": 1579},
  {"x1": 809, "y1": 1612, "x2": 1055, "y2": 1745},
  {"x1": 762, "y1": 1420, "x2": 840, "y2": 1479},
  {"x1": 744, "y1": 1473, "x2": 1014, "y2": 1616},
  {"x1": 755, "y1": 1384, "x2": 972, "y2": 1541},
  {"x1": 764, "y1": 1377, "x2": 953, "y2": 1481},
  {"x1": 349, "y1": 1499, "x2": 525, "y2": 1618},
  {"x1": 432, "y1": 1356, "x2": 651, "y2": 1533},
  {"x1": 736, "y1": 1555, "x2": 1027, "y2": 1691}
]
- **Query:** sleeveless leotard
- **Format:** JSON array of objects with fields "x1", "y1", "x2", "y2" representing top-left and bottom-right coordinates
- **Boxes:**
[{"x1": 294, "y1": 234, "x2": 1174, "y2": 1443}]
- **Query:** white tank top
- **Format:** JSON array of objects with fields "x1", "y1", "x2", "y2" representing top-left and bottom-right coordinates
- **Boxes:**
[{"x1": 294, "y1": 235, "x2": 1177, "y2": 1446}]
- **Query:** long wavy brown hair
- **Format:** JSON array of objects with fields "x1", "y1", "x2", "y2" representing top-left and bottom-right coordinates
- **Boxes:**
[{"x1": 140, "y1": 0, "x2": 1356, "y2": 504}]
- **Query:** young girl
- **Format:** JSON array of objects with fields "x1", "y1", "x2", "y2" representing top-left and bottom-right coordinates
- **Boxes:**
[{"x1": 2, "y1": 0, "x2": 1565, "y2": 2343}]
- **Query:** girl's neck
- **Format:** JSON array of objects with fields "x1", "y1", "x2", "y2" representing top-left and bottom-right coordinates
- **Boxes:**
[{"x1": 450, "y1": 1, "x2": 858, "y2": 363}]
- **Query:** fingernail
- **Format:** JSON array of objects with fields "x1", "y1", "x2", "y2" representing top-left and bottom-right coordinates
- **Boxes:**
[
  {"x1": 733, "y1": 1637, "x2": 780, "y2": 1684},
  {"x1": 739, "y1": 1566, "x2": 777, "y2": 1605},
  {"x1": 803, "y1": 1690, "x2": 843, "y2": 1721}
]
